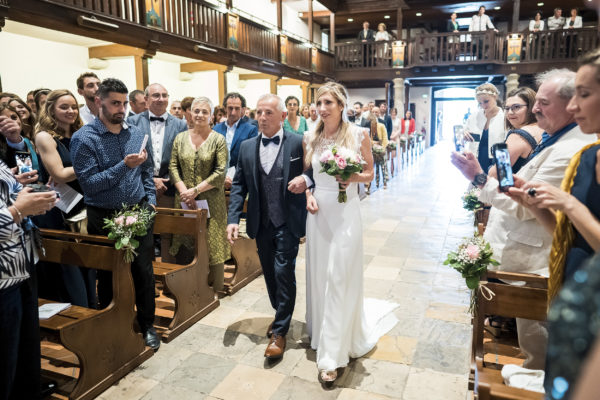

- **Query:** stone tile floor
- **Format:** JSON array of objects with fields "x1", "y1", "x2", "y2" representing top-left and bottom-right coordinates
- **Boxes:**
[{"x1": 97, "y1": 142, "x2": 475, "y2": 400}]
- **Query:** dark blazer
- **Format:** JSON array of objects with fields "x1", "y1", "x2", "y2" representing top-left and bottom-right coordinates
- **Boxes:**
[
  {"x1": 357, "y1": 116, "x2": 370, "y2": 128},
  {"x1": 213, "y1": 119, "x2": 259, "y2": 168},
  {"x1": 227, "y1": 131, "x2": 308, "y2": 240},
  {"x1": 127, "y1": 110, "x2": 188, "y2": 194},
  {"x1": 379, "y1": 115, "x2": 393, "y2": 139},
  {"x1": 358, "y1": 29, "x2": 375, "y2": 42},
  {"x1": 447, "y1": 20, "x2": 460, "y2": 32}
]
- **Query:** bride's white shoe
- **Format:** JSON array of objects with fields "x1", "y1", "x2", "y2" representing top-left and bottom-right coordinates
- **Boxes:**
[{"x1": 319, "y1": 369, "x2": 337, "y2": 383}]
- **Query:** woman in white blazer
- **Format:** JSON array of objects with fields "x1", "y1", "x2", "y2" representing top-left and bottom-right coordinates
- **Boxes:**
[
  {"x1": 529, "y1": 12, "x2": 545, "y2": 32},
  {"x1": 564, "y1": 8, "x2": 583, "y2": 29}
]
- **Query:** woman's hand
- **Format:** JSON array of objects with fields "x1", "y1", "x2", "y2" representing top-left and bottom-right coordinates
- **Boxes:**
[
  {"x1": 12, "y1": 187, "x2": 57, "y2": 217},
  {"x1": 306, "y1": 191, "x2": 319, "y2": 214},
  {"x1": 521, "y1": 181, "x2": 574, "y2": 212},
  {"x1": 180, "y1": 187, "x2": 197, "y2": 206}
]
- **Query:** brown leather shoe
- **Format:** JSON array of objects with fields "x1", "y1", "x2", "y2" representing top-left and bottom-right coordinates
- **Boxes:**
[
  {"x1": 264, "y1": 335, "x2": 286, "y2": 359},
  {"x1": 266, "y1": 320, "x2": 274, "y2": 338}
]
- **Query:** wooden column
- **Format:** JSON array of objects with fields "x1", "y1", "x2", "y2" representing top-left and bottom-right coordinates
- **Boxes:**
[
  {"x1": 225, "y1": 0, "x2": 232, "y2": 9},
  {"x1": 329, "y1": 12, "x2": 335, "y2": 51},
  {"x1": 397, "y1": 8, "x2": 403, "y2": 40},
  {"x1": 308, "y1": 0, "x2": 313, "y2": 42},
  {"x1": 270, "y1": 78, "x2": 278, "y2": 95},
  {"x1": 512, "y1": 0, "x2": 520, "y2": 32},
  {"x1": 134, "y1": 56, "x2": 150, "y2": 90},
  {"x1": 276, "y1": 0, "x2": 282, "y2": 31},
  {"x1": 218, "y1": 70, "x2": 226, "y2": 104},
  {"x1": 301, "y1": 82, "x2": 309, "y2": 105}
]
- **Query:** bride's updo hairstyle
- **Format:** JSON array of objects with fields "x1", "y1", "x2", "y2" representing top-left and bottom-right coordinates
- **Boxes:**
[{"x1": 305, "y1": 82, "x2": 356, "y2": 165}]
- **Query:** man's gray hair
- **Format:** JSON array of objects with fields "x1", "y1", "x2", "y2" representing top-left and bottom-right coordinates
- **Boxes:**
[
  {"x1": 535, "y1": 68, "x2": 576, "y2": 100},
  {"x1": 191, "y1": 96, "x2": 214, "y2": 115},
  {"x1": 144, "y1": 83, "x2": 166, "y2": 97},
  {"x1": 257, "y1": 93, "x2": 285, "y2": 112}
]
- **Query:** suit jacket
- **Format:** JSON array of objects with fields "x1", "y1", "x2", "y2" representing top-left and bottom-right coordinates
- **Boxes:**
[
  {"x1": 358, "y1": 29, "x2": 375, "y2": 42},
  {"x1": 126, "y1": 110, "x2": 188, "y2": 195},
  {"x1": 227, "y1": 131, "x2": 308, "y2": 239},
  {"x1": 213, "y1": 119, "x2": 259, "y2": 168},
  {"x1": 480, "y1": 125, "x2": 596, "y2": 277},
  {"x1": 379, "y1": 115, "x2": 393, "y2": 139},
  {"x1": 447, "y1": 20, "x2": 460, "y2": 32}
]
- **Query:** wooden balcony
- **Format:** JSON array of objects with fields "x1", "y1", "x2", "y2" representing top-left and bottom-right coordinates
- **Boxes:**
[
  {"x1": 0, "y1": 0, "x2": 335, "y2": 82},
  {"x1": 335, "y1": 28, "x2": 599, "y2": 84}
]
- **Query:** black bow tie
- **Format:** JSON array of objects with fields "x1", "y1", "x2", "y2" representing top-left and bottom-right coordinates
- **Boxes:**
[
  {"x1": 150, "y1": 116, "x2": 165, "y2": 122},
  {"x1": 262, "y1": 136, "x2": 280, "y2": 146}
]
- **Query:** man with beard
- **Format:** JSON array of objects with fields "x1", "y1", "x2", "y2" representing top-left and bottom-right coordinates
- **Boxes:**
[
  {"x1": 76, "y1": 72, "x2": 101, "y2": 124},
  {"x1": 71, "y1": 78, "x2": 160, "y2": 351}
]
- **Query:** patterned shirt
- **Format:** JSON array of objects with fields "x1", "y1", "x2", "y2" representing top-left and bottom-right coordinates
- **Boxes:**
[{"x1": 70, "y1": 117, "x2": 156, "y2": 210}]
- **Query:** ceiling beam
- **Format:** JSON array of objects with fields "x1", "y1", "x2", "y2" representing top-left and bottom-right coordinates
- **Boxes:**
[
  {"x1": 89, "y1": 44, "x2": 147, "y2": 59},
  {"x1": 180, "y1": 61, "x2": 228, "y2": 72},
  {"x1": 317, "y1": 0, "x2": 339, "y2": 13},
  {"x1": 239, "y1": 73, "x2": 278, "y2": 80},
  {"x1": 299, "y1": 10, "x2": 331, "y2": 18},
  {"x1": 278, "y1": 78, "x2": 308, "y2": 86}
]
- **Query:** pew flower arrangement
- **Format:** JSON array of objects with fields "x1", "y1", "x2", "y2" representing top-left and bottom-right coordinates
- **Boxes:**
[
  {"x1": 371, "y1": 143, "x2": 386, "y2": 156},
  {"x1": 443, "y1": 233, "x2": 499, "y2": 313},
  {"x1": 103, "y1": 204, "x2": 156, "y2": 263},
  {"x1": 387, "y1": 141, "x2": 397, "y2": 151},
  {"x1": 462, "y1": 188, "x2": 484, "y2": 212},
  {"x1": 319, "y1": 144, "x2": 365, "y2": 203}
]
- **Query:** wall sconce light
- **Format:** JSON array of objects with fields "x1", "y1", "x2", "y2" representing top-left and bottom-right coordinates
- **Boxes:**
[
  {"x1": 261, "y1": 60, "x2": 275, "y2": 67},
  {"x1": 77, "y1": 15, "x2": 119, "y2": 32},
  {"x1": 194, "y1": 44, "x2": 217, "y2": 53}
]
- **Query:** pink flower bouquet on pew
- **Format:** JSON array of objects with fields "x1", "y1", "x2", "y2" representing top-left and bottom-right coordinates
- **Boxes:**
[
  {"x1": 443, "y1": 233, "x2": 499, "y2": 313},
  {"x1": 319, "y1": 144, "x2": 365, "y2": 203},
  {"x1": 103, "y1": 204, "x2": 156, "y2": 263}
]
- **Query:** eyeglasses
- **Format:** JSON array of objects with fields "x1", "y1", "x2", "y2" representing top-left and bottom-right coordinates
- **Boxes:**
[
  {"x1": 504, "y1": 104, "x2": 526, "y2": 113},
  {"x1": 150, "y1": 93, "x2": 169, "y2": 100}
]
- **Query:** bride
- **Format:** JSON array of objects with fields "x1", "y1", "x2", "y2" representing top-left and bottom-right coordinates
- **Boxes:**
[{"x1": 303, "y1": 82, "x2": 399, "y2": 383}]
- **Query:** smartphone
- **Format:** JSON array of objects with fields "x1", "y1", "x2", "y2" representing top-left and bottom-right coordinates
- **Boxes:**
[
  {"x1": 15, "y1": 152, "x2": 33, "y2": 174},
  {"x1": 492, "y1": 143, "x2": 514, "y2": 192},
  {"x1": 453, "y1": 126, "x2": 465, "y2": 152}
]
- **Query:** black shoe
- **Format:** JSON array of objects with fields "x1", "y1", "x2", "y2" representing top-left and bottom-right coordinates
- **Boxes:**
[{"x1": 143, "y1": 327, "x2": 161, "y2": 351}]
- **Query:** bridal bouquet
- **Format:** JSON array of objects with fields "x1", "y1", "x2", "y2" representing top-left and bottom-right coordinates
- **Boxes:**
[
  {"x1": 443, "y1": 233, "x2": 499, "y2": 314},
  {"x1": 462, "y1": 188, "x2": 484, "y2": 212},
  {"x1": 319, "y1": 144, "x2": 365, "y2": 203},
  {"x1": 103, "y1": 204, "x2": 156, "y2": 262}
]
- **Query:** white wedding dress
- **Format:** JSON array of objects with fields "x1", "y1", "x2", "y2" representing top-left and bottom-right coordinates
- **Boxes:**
[{"x1": 305, "y1": 124, "x2": 398, "y2": 372}]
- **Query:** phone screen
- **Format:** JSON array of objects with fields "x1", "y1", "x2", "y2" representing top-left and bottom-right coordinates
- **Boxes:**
[
  {"x1": 493, "y1": 144, "x2": 514, "y2": 192},
  {"x1": 15, "y1": 152, "x2": 33, "y2": 174}
]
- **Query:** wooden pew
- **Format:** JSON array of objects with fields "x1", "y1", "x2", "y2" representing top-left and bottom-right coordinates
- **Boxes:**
[
  {"x1": 38, "y1": 229, "x2": 154, "y2": 400},
  {"x1": 471, "y1": 270, "x2": 547, "y2": 400},
  {"x1": 152, "y1": 207, "x2": 219, "y2": 342}
]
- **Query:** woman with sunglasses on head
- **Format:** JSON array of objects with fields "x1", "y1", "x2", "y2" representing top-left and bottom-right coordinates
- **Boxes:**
[
  {"x1": 0, "y1": 104, "x2": 40, "y2": 185},
  {"x1": 8, "y1": 97, "x2": 36, "y2": 141}
]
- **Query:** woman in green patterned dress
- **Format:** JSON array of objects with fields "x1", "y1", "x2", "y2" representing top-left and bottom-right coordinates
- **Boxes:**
[{"x1": 169, "y1": 96, "x2": 230, "y2": 292}]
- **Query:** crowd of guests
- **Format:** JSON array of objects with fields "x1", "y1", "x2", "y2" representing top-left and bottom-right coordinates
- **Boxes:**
[{"x1": 451, "y1": 49, "x2": 600, "y2": 399}]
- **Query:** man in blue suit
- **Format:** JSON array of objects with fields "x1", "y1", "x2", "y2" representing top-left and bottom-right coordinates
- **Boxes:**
[{"x1": 213, "y1": 92, "x2": 258, "y2": 189}]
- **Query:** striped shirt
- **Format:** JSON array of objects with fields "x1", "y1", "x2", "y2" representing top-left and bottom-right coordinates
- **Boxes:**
[{"x1": 0, "y1": 160, "x2": 30, "y2": 290}]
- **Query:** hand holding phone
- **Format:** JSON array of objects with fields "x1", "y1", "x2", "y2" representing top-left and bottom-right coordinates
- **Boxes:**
[{"x1": 492, "y1": 143, "x2": 514, "y2": 192}]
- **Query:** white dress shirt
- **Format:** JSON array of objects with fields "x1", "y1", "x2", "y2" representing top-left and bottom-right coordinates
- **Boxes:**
[
  {"x1": 468, "y1": 14, "x2": 495, "y2": 31},
  {"x1": 306, "y1": 117, "x2": 319, "y2": 133},
  {"x1": 149, "y1": 110, "x2": 169, "y2": 176},
  {"x1": 225, "y1": 119, "x2": 240, "y2": 152},
  {"x1": 79, "y1": 104, "x2": 96, "y2": 125},
  {"x1": 547, "y1": 16, "x2": 565, "y2": 30},
  {"x1": 260, "y1": 130, "x2": 283, "y2": 175}
]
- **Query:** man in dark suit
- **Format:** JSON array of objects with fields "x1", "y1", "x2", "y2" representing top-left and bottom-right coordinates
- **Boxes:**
[
  {"x1": 213, "y1": 92, "x2": 259, "y2": 189},
  {"x1": 358, "y1": 21, "x2": 375, "y2": 67},
  {"x1": 358, "y1": 21, "x2": 375, "y2": 42},
  {"x1": 226, "y1": 94, "x2": 310, "y2": 360},
  {"x1": 378, "y1": 103, "x2": 393, "y2": 139},
  {"x1": 127, "y1": 89, "x2": 147, "y2": 118},
  {"x1": 353, "y1": 101, "x2": 370, "y2": 128}
]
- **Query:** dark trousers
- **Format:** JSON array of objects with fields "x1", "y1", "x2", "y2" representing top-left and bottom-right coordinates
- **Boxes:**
[
  {"x1": 255, "y1": 223, "x2": 299, "y2": 336},
  {"x1": 87, "y1": 204, "x2": 156, "y2": 332},
  {"x1": 0, "y1": 278, "x2": 41, "y2": 400}
]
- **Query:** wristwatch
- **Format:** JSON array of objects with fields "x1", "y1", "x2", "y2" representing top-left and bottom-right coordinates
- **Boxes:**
[{"x1": 472, "y1": 172, "x2": 488, "y2": 187}]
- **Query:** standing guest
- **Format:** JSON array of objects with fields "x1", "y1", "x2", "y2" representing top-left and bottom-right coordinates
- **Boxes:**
[
  {"x1": 241, "y1": 107, "x2": 259, "y2": 128},
  {"x1": 400, "y1": 110, "x2": 416, "y2": 139},
  {"x1": 529, "y1": 12, "x2": 545, "y2": 32},
  {"x1": 26, "y1": 90, "x2": 37, "y2": 114},
  {"x1": 8, "y1": 98, "x2": 36, "y2": 140},
  {"x1": 70, "y1": 78, "x2": 160, "y2": 351},
  {"x1": 0, "y1": 160, "x2": 57, "y2": 400},
  {"x1": 35, "y1": 90, "x2": 96, "y2": 308},
  {"x1": 300, "y1": 104, "x2": 310, "y2": 120},
  {"x1": 447, "y1": 12, "x2": 460, "y2": 32},
  {"x1": 547, "y1": 8, "x2": 565, "y2": 30},
  {"x1": 378, "y1": 103, "x2": 393, "y2": 139},
  {"x1": 389, "y1": 107, "x2": 401, "y2": 176},
  {"x1": 169, "y1": 100, "x2": 183, "y2": 120},
  {"x1": 370, "y1": 108, "x2": 389, "y2": 189},
  {"x1": 169, "y1": 97, "x2": 229, "y2": 292},
  {"x1": 306, "y1": 103, "x2": 320, "y2": 132},
  {"x1": 375, "y1": 23, "x2": 392, "y2": 61},
  {"x1": 358, "y1": 21, "x2": 375, "y2": 42},
  {"x1": 128, "y1": 89, "x2": 147, "y2": 118},
  {"x1": 0, "y1": 104, "x2": 40, "y2": 177},
  {"x1": 226, "y1": 93, "x2": 310, "y2": 361},
  {"x1": 0, "y1": 93, "x2": 18, "y2": 105},
  {"x1": 283, "y1": 96, "x2": 307, "y2": 135},
  {"x1": 212, "y1": 105, "x2": 226, "y2": 126},
  {"x1": 34, "y1": 89, "x2": 50, "y2": 114},
  {"x1": 464, "y1": 83, "x2": 505, "y2": 173},
  {"x1": 468, "y1": 5, "x2": 498, "y2": 32},
  {"x1": 181, "y1": 96, "x2": 195, "y2": 129},
  {"x1": 352, "y1": 102, "x2": 369, "y2": 128},
  {"x1": 213, "y1": 92, "x2": 258, "y2": 189},
  {"x1": 564, "y1": 8, "x2": 583, "y2": 29},
  {"x1": 76, "y1": 72, "x2": 100, "y2": 125}
]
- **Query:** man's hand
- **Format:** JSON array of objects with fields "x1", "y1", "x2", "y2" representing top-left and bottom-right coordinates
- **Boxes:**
[
  {"x1": 226, "y1": 224, "x2": 239, "y2": 245},
  {"x1": 154, "y1": 177, "x2": 169, "y2": 195},
  {"x1": 124, "y1": 149, "x2": 147, "y2": 169},
  {"x1": 224, "y1": 176, "x2": 232, "y2": 190},
  {"x1": 0, "y1": 115, "x2": 21, "y2": 140},
  {"x1": 288, "y1": 176, "x2": 308, "y2": 194},
  {"x1": 450, "y1": 151, "x2": 483, "y2": 182},
  {"x1": 12, "y1": 168, "x2": 39, "y2": 185}
]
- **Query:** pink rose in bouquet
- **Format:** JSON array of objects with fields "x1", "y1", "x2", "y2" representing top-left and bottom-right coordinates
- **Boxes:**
[
  {"x1": 115, "y1": 216, "x2": 125, "y2": 225},
  {"x1": 335, "y1": 155, "x2": 347, "y2": 169},
  {"x1": 319, "y1": 144, "x2": 365, "y2": 203},
  {"x1": 465, "y1": 244, "x2": 480, "y2": 260},
  {"x1": 319, "y1": 149, "x2": 334, "y2": 163}
]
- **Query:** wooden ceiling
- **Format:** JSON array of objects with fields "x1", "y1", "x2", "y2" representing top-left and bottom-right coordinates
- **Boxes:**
[{"x1": 297, "y1": 0, "x2": 597, "y2": 38}]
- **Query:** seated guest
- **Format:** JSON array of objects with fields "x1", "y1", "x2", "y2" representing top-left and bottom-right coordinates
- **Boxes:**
[
  {"x1": 35, "y1": 89, "x2": 95, "y2": 308},
  {"x1": 0, "y1": 160, "x2": 57, "y2": 400},
  {"x1": 530, "y1": 11, "x2": 545, "y2": 32},
  {"x1": 0, "y1": 104, "x2": 40, "y2": 178},
  {"x1": 451, "y1": 68, "x2": 595, "y2": 369},
  {"x1": 169, "y1": 100, "x2": 183, "y2": 119},
  {"x1": 181, "y1": 96, "x2": 195, "y2": 129},
  {"x1": 34, "y1": 89, "x2": 50, "y2": 113},
  {"x1": 127, "y1": 89, "x2": 147, "y2": 118},
  {"x1": 76, "y1": 72, "x2": 100, "y2": 124},
  {"x1": 547, "y1": 8, "x2": 565, "y2": 31},
  {"x1": 71, "y1": 78, "x2": 160, "y2": 351},
  {"x1": 213, "y1": 92, "x2": 258, "y2": 189},
  {"x1": 8, "y1": 97, "x2": 36, "y2": 140},
  {"x1": 169, "y1": 97, "x2": 230, "y2": 292},
  {"x1": 564, "y1": 8, "x2": 582, "y2": 29},
  {"x1": 283, "y1": 96, "x2": 307, "y2": 135}
]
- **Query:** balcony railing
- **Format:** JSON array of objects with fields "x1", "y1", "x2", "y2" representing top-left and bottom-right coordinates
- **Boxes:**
[{"x1": 335, "y1": 28, "x2": 599, "y2": 71}]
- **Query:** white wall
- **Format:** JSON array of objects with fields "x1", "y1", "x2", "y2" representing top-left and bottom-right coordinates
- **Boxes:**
[
  {"x1": 347, "y1": 87, "x2": 387, "y2": 107},
  {"x1": 408, "y1": 86, "x2": 433, "y2": 147},
  {"x1": 277, "y1": 85, "x2": 303, "y2": 106},
  {"x1": 238, "y1": 79, "x2": 271, "y2": 109},
  {"x1": 232, "y1": 0, "x2": 276, "y2": 26}
]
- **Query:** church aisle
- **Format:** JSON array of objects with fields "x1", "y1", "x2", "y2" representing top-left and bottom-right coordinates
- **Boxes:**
[{"x1": 97, "y1": 142, "x2": 474, "y2": 400}]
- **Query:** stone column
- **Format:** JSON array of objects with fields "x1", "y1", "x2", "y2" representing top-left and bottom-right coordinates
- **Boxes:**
[
  {"x1": 393, "y1": 77, "x2": 405, "y2": 113},
  {"x1": 506, "y1": 73, "x2": 520, "y2": 96}
]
